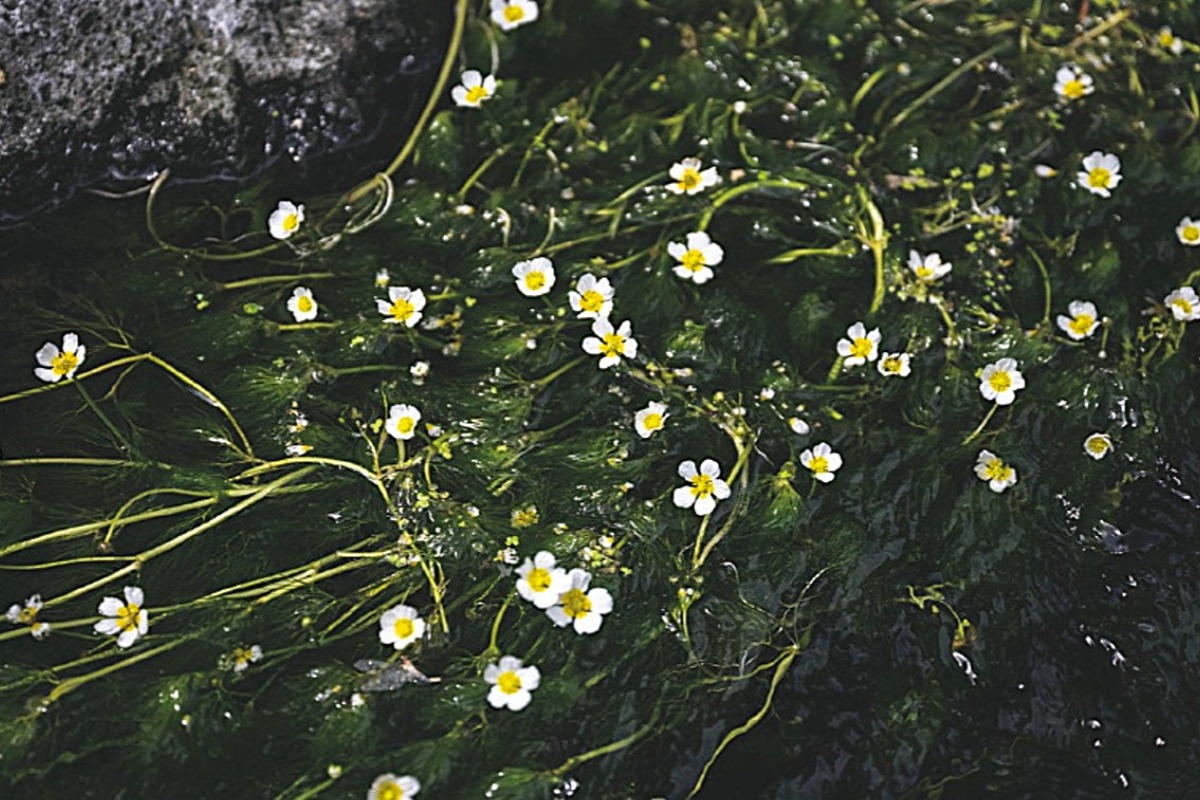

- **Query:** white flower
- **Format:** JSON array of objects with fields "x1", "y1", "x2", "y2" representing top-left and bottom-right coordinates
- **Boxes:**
[
  {"x1": 378, "y1": 604, "x2": 426, "y2": 651},
  {"x1": 975, "y1": 450, "x2": 1017, "y2": 493},
  {"x1": 668, "y1": 232, "x2": 724, "y2": 284},
  {"x1": 666, "y1": 157, "x2": 721, "y2": 195},
  {"x1": 1176, "y1": 217, "x2": 1200, "y2": 246},
  {"x1": 836, "y1": 322, "x2": 881, "y2": 367},
  {"x1": 515, "y1": 551, "x2": 571, "y2": 609},
  {"x1": 410, "y1": 361, "x2": 430, "y2": 385},
  {"x1": 94, "y1": 586, "x2": 149, "y2": 648},
  {"x1": 546, "y1": 568, "x2": 613, "y2": 634},
  {"x1": 568, "y1": 273, "x2": 614, "y2": 319},
  {"x1": 1077, "y1": 151, "x2": 1121, "y2": 197},
  {"x1": 799, "y1": 442, "x2": 842, "y2": 484},
  {"x1": 491, "y1": 0, "x2": 538, "y2": 30},
  {"x1": 512, "y1": 257, "x2": 556, "y2": 297},
  {"x1": 34, "y1": 332, "x2": 86, "y2": 383},
  {"x1": 376, "y1": 286, "x2": 426, "y2": 327},
  {"x1": 285, "y1": 443, "x2": 312, "y2": 456},
  {"x1": 230, "y1": 644, "x2": 263, "y2": 673},
  {"x1": 1053, "y1": 65, "x2": 1094, "y2": 101},
  {"x1": 286, "y1": 286, "x2": 318, "y2": 322},
  {"x1": 6, "y1": 594, "x2": 50, "y2": 640},
  {"x1": 386, "y1": 404, "x2": 422, "y2": 441},
  {"x1": 452, "y1": 70, "x2": 496, "y2": 108},
  {"x1": 1035, "y1": 164, "x2": 1058, "y2": 178},
  {"x1": 788, "y1": 417, "x2": 810, "y2": 435},
  {"x1": 1083, "y1": 433, "x2": 1112, "y2": 460},
  {"x1": 367, "y1": 773, "x2": 421, "y2": 800},
  {"x1": 1159, "y1": 26, "x2": 1185, "y2": 56},
  {"x1": 485, "y1": 655, "x2": 541, "y2": 711},
  {"x1": 908, "y1": 250, "x2": 951, "y2": 284},
  {"x1": 672, "y1": 459, "x2": 731, "y2": 516},
  {"x1": 877, "y1": 352, "x2": 911, "y2": 377},
  {"x1": 634, "y1": 401, "x2": 668, "y2": 438},
  {"x1": 1165, "y1": 287, "x2": 1200, "y2": 321},
  {"x1": 979, "y1": 358, "x2": 1025, "y2": 405},
  {"x1": 1056, "y1": 300, "x2": 1100, "y2": 340},
  {"x1": 268, "y1": 200, "x2": 305, "y2": 240},
  {"x1": 582, "y1": 317, "x2": 637, "y2": 368},
  {"x1": 375, "y1": 269, "x2": 391, "y2": 288}
]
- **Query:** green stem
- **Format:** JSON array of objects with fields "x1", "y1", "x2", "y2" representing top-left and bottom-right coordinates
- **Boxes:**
[
  {"x1": 962, "y1": 403, "x2": 999, "y2": 445},
  {"x1": 74, "y1": 380, "x2": 132, "y2": 453}
]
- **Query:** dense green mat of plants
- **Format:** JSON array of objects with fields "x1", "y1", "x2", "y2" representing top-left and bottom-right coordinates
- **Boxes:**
[{"x1": 3, "y1": 0, "x2": 1200, "y2": 797}]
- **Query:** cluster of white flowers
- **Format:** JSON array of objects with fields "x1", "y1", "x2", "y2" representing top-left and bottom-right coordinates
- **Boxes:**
[{"x1": 515, "y1": 551, "x2": 614, "y2": 635}]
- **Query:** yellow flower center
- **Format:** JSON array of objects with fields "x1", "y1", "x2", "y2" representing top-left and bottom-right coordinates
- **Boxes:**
[
  {"x1": 1086, "y1": 436, "x2": 1109, "y2": 455},
  {"x1": 1061, "y1": 78, "x2": 1085, "y2": 100},
  {"x1": 848, "y1": 337, "x2": 873, "y2": 360},
  {"x1": 915, "y1": 265, "x2": 933, "y2": 280},
  {"x1": 1160, "y1": 31, "x2": 1175, "y2": 48},
  {"x1": 17, "y1": 607, "x2": 38, "y2": 625},
  {"x1": 1087, "y1": 167, "x2": 1111, "y2": 189},
  {"x1": 376, "y1": 781, "x2": 405, "y2": 800},
  {"x1": 988, "y1": 371, "x2": 1012, "y2": 393},
  {"x1": 881, "y1": 356, "x2": 904, "y2": 374},
  {"x1": 465, "y1": 85, "x2": 488, "y2": 104},
  {"x1": 388, "y1": 298, "x2": 415, "y2": 323},
  {"x1": 982, "y1": 458, "x2": 1012, "y2": 483},
  {"x1": 642, "y1": 412, "x2": 663, "y2": 431},
  {"x1": 512, "y1": 507, "x2": 538, "y2": 527},
  {"x1": 1068, "y1": 314, "x2": 1095, "y2": 337},
  {"x1": 524, "y1": 271, "x2": 546, "y2": 292},
  {"x1": 1171, "y1": 297, "x2": 1194, "y2": 315},
  {"x1": 497, "y1": 670, "x2": 522, "y2": 694},
  {"x1": 296, "y1": 295, "x2": 314, "y2": 313},
  {"x1": 233, "y1": 646, "x2": 254, "y2": 666},
  {"x1": 116, "y1": 603, "x2": 140, "y2": 633},
  {"x1": 599, "y1": 332, "x2": 626, "y2": 358},
  {"x1": 690, "y1": 473, "x2": 715, "y2": 498},
  {"x1": 282, "y1": 213, "x2": 300, "y2": 232},
  {"x1": 503, "y1": 4, "x2": 525, "y2": 23},
  {"x1": 526, "y1": 567, "x2": 552, "y2": 593},
  {"x1": 579, "y1": 290, "x2": 605, "y2": 313},
  {"x1": 676, "y1": 168, "x2": 701, "y2": 192},
  {"x1": 680, "y1": 249, "x2": 707, "y2": 272},
  {"x1": 1183, "y1": 225, "x2": 1200, "y2": 242},
  {"x1": 397, "y1": 417, "x2": 415, "y2": 435},
  {"x1": 52, "y1": 350, "x2": 79, "y2": 378},
  {"x1": 808, "y1": 455, "x2": 829, "y2": 474},
  {"x1": 560, "y1": 588, "x2": 592, "y2": 619},
  {"x1": 393, "y1": 617, "x2": 415, "y2": 640}
]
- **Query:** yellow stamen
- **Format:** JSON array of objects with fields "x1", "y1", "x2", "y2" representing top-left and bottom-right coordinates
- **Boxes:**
[
  {"x1": 296, "y1": 295, "x2": 314, "y2": 313},
  {"x1": 524, "y1": 271, "x2": 546, "y2": 292},
  {"x1": 676, "y1": 169, "x2": 701, "y2": 192},
  {"x1": 848, "y1": 337, "x2": 873, "y2": 360},
  {"x1": 526, "y1": 567, "x2": 552, "y2": 593},
  {"x1": 503, "y1": 4, "x2": 524, "y2": 23},
  {"x1": 116, "y1": 603, "x2": 140, "y2": 633},
  {"x1": 52, "y1": 350, "x2": 79, "y2": 378},
  {"x1": 579, "y1": 290, "x2": 604, "y2": 313},
  {"x1": 1087, "y1": 167, "x2": 1111, "y2": 190},
  {"x1": 988, "y1": 371, "x2": 1012, "y2": 393},
  {"x1": 560, "y1": 588, "x2": 592, "y2": 619},
  {"x1": 465, "y1": 85, "x2": 488, "y2": 104},
  {"x1": 643, "y1": 412, "x2": 663, "y2": 431},
  {"x1": 497, "y1": 671, "x2": 521, "y2": 694},
  {"x1": 389, "y1": 298, "x2": 415, "y2": 322},
  {"x1": 1068, "y1": 314, "x2": 1094, "y2": 337},
  {"x1": 1062, "y1": 79, "x2": 1085, "y2": 100},
  {"x1": 690, "y1": 473, "x2": 715, "y2": 498},
  {"x1": 282, "y1": 213, "x2": 300, "y2": 232},
  {"x1": 599, "y1": 332, "x2": 625, "y2": 359},
  {"x1": 808, "y1": 455, "x2": 829, "y2": 474},
  {"x1": 680, "y1": 249, "x2": 707, "y2": 273}
]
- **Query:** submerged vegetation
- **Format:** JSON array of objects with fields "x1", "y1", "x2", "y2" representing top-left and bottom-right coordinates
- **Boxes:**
[{"x1": 3, "y1": 0, "x2": 1200, "y2": 796}]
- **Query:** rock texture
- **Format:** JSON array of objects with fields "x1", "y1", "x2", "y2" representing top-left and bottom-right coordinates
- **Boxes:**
[{"x1": 0, "y1": 0, "x2": 449, "y2": 222}]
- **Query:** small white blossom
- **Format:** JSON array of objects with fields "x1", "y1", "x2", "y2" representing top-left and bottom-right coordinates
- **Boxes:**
[
  {"x1": 94, "y1": 586, "x2": 149, "y2": 648},
  {"x1": 268, "y1": 200, "x2": 305, "y2": 240},
  {"x1": 668, "y1": 232, "x2": 724, "y2": 284},
  {"x1": 1035, "y1": 164, "x2": 1058, "y2": 178},
  {"x1": 410, "y1": 361, "x2": 430, "y2": 385},
  {"x1": 228, "y1": 644, "x2": 263, "y2": 673},
  {"x1": 568, "y1": 273, "x2": 614, "y2": 319},
  {"x1": 516, "y1": 551, "x2": 571, "y2": 609},
  {"x1": 1077, "y1": 151, "x2": 1121, "y2": 197},
  {"x1": 485, "y1": 655, "x2": 540, "y2": 711},
  {"x1": 877, "y1": 352, "x2": 911, "y2": 377},
  {"x1": 1165, "y1": 287, "x2": 1200, "y2": 321},
  {"x1": 836, "y1": 322, "x2": 881, "y2": 367},
  {"x1": 1084, "y1": 433, "x2": 1113, "y2": 460},
  {"x1": 367, "y1": 773, "x2": 421, "y2": 800},
  {"x1": 634, "y1": 401, "x2": 668, "y2": 438},
  {"x1": 1056, "y1": 300, "x2": 1100, "y2": 340},
  {"x1": 799, "y1": 442, "x2": 842, "y2": 484},
  {"x1": 672, "y1": 459, "x2": 731, "y2": 516},
  {"x1": 1053, "y1": 65, "x2": 1094, "y2": 101},
  {"x1": 452, "y1": 70, "x2": 496, "y2": 108},
  {"x1": 6, "y1": 595, "x2": 50, "y2": 640},
  {"x1": 546, "y1": 568, "x2": 613, "y2": 634},
  {"x1": 975, "y1": 450, "x2": 1017, "y2": 493},
  {"x1": 908, "y1": 250, "x2": 952, "y2": 284},
  {"x1": 1176, "y1": 217, "x2": 1200, "y2": 246},
  {"x1": 788, "y1": 417, "x2": 811, "y2": 435},
  {"x1": 491, "y1": 0, "x2": 538, "y2": 31},
  {"x1": 376, "y1": 286, "x2": 426, "y2": 327},
  {"x1": 378, "y1": 604, "x2": 426, "y2": 651},
  {"x1": 666, "y1": 157, "x2": 720, "y2": 195},
  {"x1": 1159, "y1": 26, "x2": 1185, "y2": 56},
  {"x1": 386, "y1": 404, "x2": 422, "y2": 441},
  {"x1": 979, "y1": 358, "x2": 1025, "y2": 405},
  {"x1": 512, "y1": 257, "x2": 556, "y2": 297},
  {"x1": 34, "y1": 332, "x2": 86, "y2": 383},
  {"x1": 582, "y1": 317, "x2": 637, "y2": 368},
  {"x1": 286, "y1": 286, "x2": 318, "y2": 322}
]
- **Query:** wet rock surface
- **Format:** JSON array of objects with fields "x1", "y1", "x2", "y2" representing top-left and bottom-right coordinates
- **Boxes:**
[{"x1": 0, "y1": 0, "x2": 450, "y2": 222}]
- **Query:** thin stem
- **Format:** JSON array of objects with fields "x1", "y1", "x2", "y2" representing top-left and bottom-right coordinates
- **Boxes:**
[{"x1": 962, "y1": 402, "x2": 999, "y2": 445}]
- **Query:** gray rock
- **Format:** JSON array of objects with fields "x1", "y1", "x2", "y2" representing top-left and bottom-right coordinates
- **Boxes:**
[{"x1": 0, "y1": 0, "x2": 450, "y2": 222}]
